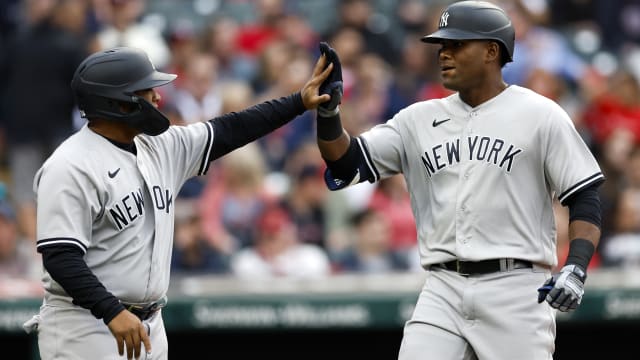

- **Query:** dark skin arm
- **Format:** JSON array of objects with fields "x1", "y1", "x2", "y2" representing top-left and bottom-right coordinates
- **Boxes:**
[
  {"x1": 568, "y1": 219, "x2": 600, "y2": 255},
  {"x1": 108, "y1": 310, "x2": 152, "y2": 359},
  {"x1": 317, "y1": 130, "x2": 350, "y2": 161}
]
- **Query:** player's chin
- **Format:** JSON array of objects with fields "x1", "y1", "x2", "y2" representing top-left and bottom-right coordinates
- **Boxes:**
[{"x1": 441, "y1": 78, "x2": 458, "y2": 91}]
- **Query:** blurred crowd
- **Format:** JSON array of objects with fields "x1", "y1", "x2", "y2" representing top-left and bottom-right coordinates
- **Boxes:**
[{"x1": 1, "y1": 0, "x2": 640, "y2": 298}]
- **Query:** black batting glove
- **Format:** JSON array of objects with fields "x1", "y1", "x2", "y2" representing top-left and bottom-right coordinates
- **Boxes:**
[{"x1": 318, "y1": 42, "x2": 343, "y2": 117}]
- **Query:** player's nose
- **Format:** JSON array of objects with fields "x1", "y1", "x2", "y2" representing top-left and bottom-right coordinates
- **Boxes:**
[
  {"x1": 153, "y1": 90, "x2": 161, "y2": 104},
  {"x1": 438, "y1": 48, "x2": 452, "y2": 61}
]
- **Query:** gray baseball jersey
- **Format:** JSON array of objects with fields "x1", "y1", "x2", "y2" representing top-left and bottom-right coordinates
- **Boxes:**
[
  {"x1": 34, "y1": 121, "x2": 213, "y2": 304},
  {"x1": 356, "y1": 85, "x2": 603, "y2": 268}
]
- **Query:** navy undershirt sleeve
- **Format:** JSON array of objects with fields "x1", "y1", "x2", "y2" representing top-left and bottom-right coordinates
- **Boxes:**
[
  {"x1": 39, "y1": 244, "x2": 125, "y2": 324},
  {"x1": 208, "y1": 92, "x2": 306, "y2": 160},
  {"x1": 565, "y1": 182, "x2": 603, "y2": 228}
]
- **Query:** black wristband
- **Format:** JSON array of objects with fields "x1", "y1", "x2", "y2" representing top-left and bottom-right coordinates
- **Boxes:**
[
  {"x1": 99, "y1": 298, "x2": 126, "y2": 325},
  {"x1": 317, "y1": 113, "x2": 344, "y2": 141},
  {"x1": 565, "y1": 238, "x2": 595, "y2": 271}
]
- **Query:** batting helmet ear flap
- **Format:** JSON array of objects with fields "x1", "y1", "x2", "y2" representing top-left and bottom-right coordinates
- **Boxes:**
[{"x1": 129, "y1": 97, "x2": 170, "y2": 136}]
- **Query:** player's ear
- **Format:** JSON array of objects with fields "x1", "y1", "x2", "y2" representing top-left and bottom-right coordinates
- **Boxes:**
[{"x1": 485, "y1": 41, "x2": 500, "y2": 63}]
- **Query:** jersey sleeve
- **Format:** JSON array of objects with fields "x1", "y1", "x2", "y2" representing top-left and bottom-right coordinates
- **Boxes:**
[
  {"x1": 543, "y1": 103, "x2": 604, "y2": 204},
  {"x1": 35, "y1": 159, "x2": 98, "y2": 253},
  {"x1": 155, "y1": 121, "x2": 215, "y2": 186},
  {"x1": 323, "y1": 116, "x2": 405, "y2": 191},
  {"x1": 359, "y1": 116, "x2": 405, "y2": 178}
]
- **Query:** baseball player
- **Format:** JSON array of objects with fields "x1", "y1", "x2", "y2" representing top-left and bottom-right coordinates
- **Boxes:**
[
  {"x1": 315, "y1": 1, "x2": 604, "y2": 359},
  {"x1": 22, "y1": 46, "x2": 335, "y2": 360}
]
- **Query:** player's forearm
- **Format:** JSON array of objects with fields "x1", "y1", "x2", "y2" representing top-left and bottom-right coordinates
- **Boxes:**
[
  {"x1": 318, "y1": 132, "x2": 350, "y2": 161},
  {"x1": 317, "y1": 113, "x2": 350, "y2": 161},
  {"x1": 208, "y1": 92, "x2": 306, "y2": 160},
  {"x1": 564, "y1": 220, "x2": 600, "y2": 271},
  {"x1": 568, "y1": 220, "x2": 601, "y2": 249},
  {"x1": 40, "y1": 245, "x2": 125, "y2": 324},
  {"x1": 563, "y1": 182, "x2": 602, "y2": 269}
]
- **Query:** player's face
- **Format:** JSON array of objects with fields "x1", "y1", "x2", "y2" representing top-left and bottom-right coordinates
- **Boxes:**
[
  {"x1": 437, "y1": 39, "x2": 491, "y2": 91},
  {"x1": 134, "y1": 88, "x2": 161, "y2": 107}
]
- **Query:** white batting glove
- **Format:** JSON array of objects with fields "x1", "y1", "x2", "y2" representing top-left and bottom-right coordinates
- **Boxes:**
[{"x1": 537, "y1": 264, "x2": 586, "y2": 312}]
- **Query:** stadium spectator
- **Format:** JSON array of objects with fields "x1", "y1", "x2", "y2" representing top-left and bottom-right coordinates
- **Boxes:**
[
  {"x1": 279, "y1": 164, "x2": 328, "y2": 249},
  {"x1": 163, "y1": 18, "x2": 200, "y2": 92},
  {"x1": 171, "y1": 198, "x2": 230, "y2": 275},
  {"x1": 0, "y1": 184, "x2": 42, "y2": 298},
  {"x1": 201, "y1": 15, "x2": 257, "y2": 83},
  {"x1": 332, "y1": 208, "x2": 409, "y2": 273},
  {"x1": 95, "y1": 0, "x2": 171, "y2": 69},
  {"x1": 0, "y1": 0, "x2": 91, "y2": 241},
  {"x1": 325, "y1": 0, "x2": 397, "y2": 66},
  {"x1": 169, "y1": 52, "x2": 223, "y2": 124},
  {"x1": 600, "y1": 146, "x2": 640, "y2": 267},
  {"x1": 230, "y1": 204, "x2": 331, "y2": 278},
  {"x1": 367, "y1": 175, "x2": 417, "y2": 259},
  {"x1": 500, "y1": 0, "x2": 589, "y2": 88},
  {"x1": 254, "y1": 43, "x2": 317, "y2": 170},
  {"x1": 594, "y1": 128, "x2": 636, "y2": 242},
  {"x1": 199, "y1": 143, "x2": 275, "y2": 254},
  {"x1": 235, "y1": 0, "x2": 285, "y2": 57},
  {"x1": 583, "y1": 69, "x2": 640, "y2": 147}
]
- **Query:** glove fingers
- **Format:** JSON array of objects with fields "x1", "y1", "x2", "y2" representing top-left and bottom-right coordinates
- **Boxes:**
[
  {"x1": 547, "y1": 288, "x2": 566, "y2": 309},
  {"x1": 326, "y1": 48, "x2": 342, "y2": 75},
  {"x1": 319, "y1": 42, "x2": 342, "y2": 82},
  {"x1": 559, "y1": 294, "x2": 573, "y2": 310},
  {"x1": 540, "y1": 266, "x2": 586, "y2": 312},
  {"x1": 318, "y1": 41, "x2": 344, "y2": 110},
  {"x1": 319, "y1": 42, "x2": 337, "y2": 63},
  {"x1": 319, "y1": 42, "x2": 330, "y2": 55},
  {"x1": 548, "y1": 288, "x2": 578, "y2": 312}
]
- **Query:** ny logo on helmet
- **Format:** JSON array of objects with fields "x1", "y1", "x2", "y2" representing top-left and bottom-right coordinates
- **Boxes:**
[{"x1": 439, "y1": 11, "x2": 450, "y2": 27}]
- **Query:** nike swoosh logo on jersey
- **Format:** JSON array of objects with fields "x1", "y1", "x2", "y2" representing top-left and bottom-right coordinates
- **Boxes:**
[
  {"x1": 108, "y1": 168, "x2": 121, "y2": 178},
  {"x1": 432, "y1": 118, "x2": 451, "y2": 127}
]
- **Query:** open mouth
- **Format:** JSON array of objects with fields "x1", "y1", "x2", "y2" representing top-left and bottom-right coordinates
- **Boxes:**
[{"x1": 441, "y1": 65, "x2": 455, "y2": 72}]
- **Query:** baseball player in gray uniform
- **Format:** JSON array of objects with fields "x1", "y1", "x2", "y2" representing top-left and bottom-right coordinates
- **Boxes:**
[
  {"x1": 315, "y1": 1, "x2": 604, "y2": 359},
  {"x1": 22, "y1": 46, "x2": 335, "y2": 360}
]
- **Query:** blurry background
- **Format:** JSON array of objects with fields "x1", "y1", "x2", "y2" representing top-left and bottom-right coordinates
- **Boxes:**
[{"x1": 1, "y1": 0, "x2": 640, "y2": 358}]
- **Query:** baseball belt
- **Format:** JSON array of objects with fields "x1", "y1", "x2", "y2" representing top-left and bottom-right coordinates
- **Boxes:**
[
  {"x1": 433, "y1": 258, "x2": 533, "y2": 276},
  {"x1": 123, "y1": 296, "x2": 167, "y2": 321}
]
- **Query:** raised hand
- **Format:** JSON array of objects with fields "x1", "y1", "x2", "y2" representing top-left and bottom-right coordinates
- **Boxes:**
[
  {"x1": 317, "y1": 42, "x2": 343, "y2": 117},
  {"x1": 300, "y1": 49, "x2": 334, "y2": 110}
]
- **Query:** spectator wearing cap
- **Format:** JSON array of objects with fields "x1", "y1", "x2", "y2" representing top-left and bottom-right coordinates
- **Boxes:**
[{"x1": 230, "y1": 205, "x2": 331, "y2": 278}]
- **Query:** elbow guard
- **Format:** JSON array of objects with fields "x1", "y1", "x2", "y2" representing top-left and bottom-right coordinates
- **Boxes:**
[{"x1": 323, "y1": 137, "x2": 377, "y2": 190}]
